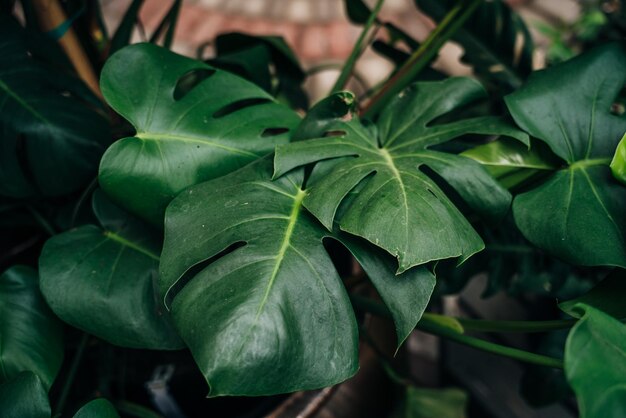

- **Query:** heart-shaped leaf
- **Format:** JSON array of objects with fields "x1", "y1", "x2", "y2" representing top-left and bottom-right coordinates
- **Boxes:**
[
  {"x1": 565, "y1": 304, "x2": 626, "y2": 418},
  {"x1": 39, "y1": 191, "x2": 182, "y2": 349},
  {"x1": 73, "y1": 399, "x2": 120, "y2": 418},
  {"x1": 99, "y1": 43, "x2": 301, "y2": 225},
  {"x1": 506, "y1": 44, "x2": 626, "y2": 267},
  {"x1": 160, "y1": 156, "x2": 435, "y2": 395},
  {"x1": 0, "y1": 16, "x2": 110, "y2": 198},
  {"x1": 0, "y1": 371, "x2": 50, "y2": 418},
  {"x1": 0, "y1": 266, "x2": 63, "y2": 390},
  {"x1": 274, "y1": 78, "x2": 528, "y2": 272}
]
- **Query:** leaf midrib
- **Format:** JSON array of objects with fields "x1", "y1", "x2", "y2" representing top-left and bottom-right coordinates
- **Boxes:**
[
  {"x1": 103, "y1": 231, "x2": 160, "y2": 261},
  {"x1": 255, "y1": 188, "x2": 306, "y2": 318},
  {"x1": 0, "y1": 78, "x2": 50, "y2": 124},
  {"x1": 135, "y1": 132, "x2": 260, "y2": 158}
]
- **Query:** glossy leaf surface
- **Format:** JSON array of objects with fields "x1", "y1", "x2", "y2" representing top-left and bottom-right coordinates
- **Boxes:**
[
  {"x1": 0, "y1": 16, "x2": 109, "y2": 198},
  {"x1": 160, "y1": 157, "x2": 358, "y2": 395},
  {"x1": 99, "y1": 43, "x2": 300, "y2": 224},
  {"x1": 0, "y1": 266, "x2": 63, "y2": 390},
  {"x1": 275, "y1": 78, "x2": 528, "y2": 272},
  {"x1": 0, "y1": 372, "x2": 50, "y2": 418},
  {"x1": 507, "y1": 44, "x2": 626, "y2": 267},
  {"x1": 416, "y1": 0, "x2": 533, "y2": 91},
  {"x1": 39, "y1": 191, "x2": 182, "y2": 349},
  {"x1": 73, "y1": 399, "x2": 120, "y2": 418},
  {"x1": 565, "y1": 304, "x2": 626, "y2": 418}
]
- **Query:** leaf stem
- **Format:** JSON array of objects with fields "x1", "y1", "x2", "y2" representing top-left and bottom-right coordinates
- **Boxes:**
[
  {"x1": 54, "y1": 333, "x2": 89, "y2": 415},
  {"x1": 362, "y1": 0, "x2": 483, "y2": 118},
  {"x1": 418, "y1": 318, "x2": 564, "y2": 369},
  {"x1": 351, "y1": 295, "x2": 565, "y2": 369},
  {"x1": 330, "y1": 0, "x2": 386, "y2": 93}
]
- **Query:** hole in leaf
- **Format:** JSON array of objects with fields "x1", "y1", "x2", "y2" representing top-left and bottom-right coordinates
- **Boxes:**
[
  {"x1": 173, "y1": 68, "x2": 216, "y2": 101},
  {"x1": 165, "y1": 241, "x2": 246, "y2": 308},
  {"x1": 323, "y1": 130, "x2": 347, "y2": 138},
  {"x1": 261, "y1": 127, "x2": 290, "y2": 137},
  {"x1": 213, "y1": 98, "x2": 271, "y2": 118}
]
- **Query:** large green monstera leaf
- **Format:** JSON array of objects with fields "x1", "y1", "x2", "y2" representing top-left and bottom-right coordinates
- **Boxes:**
[
  {"x1": 506, "y1": 44, "x2": 626, "y2": 267},
  {"x1": 0, "y1": 267, "x2": 63, "y2": 390},
  {"x1": 0, "y1": 16, "x2": 109, "y2": 198},
  {"x1": 99, "y1": 43, "x2": 301, "y2": 225},
  {"x1": 159, "y1": 157, "x2": 435, "y2": 396},
  {"x1": 274, "y1": 78, "x2": 528, "y2": 272},
  {"x1": 39, "y1": 191, "x2": 182, "y2": 349},
  {"x1": 0, "y1": 372, "x2": 50, "y2": 418},
  {"x1": 565, "y1": 304, "x2": 626, "y2": 418}
]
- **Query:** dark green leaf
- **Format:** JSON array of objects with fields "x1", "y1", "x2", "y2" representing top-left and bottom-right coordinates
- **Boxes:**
[
  {"x1": 73, "y1": 399, "x2": 120, "y2": 418},
  {"x1": 99, "y1": 43, "x2": 300, "y2": 225},
  {"x1": 390, "y1": 386, "x2": 468, "y2": 418},
  {"x1": 0, "y1": 16, "x2": 109, "y2": 198},
  {"x1": 507, "y1": 44, "x2": 626, "y2": 267},
  {"x1": 416, "y1": 0, "x2": 533, "y2": 91},
  {"x1": 565, "y1": 304, "x2": 626, "y2": 418},
  {"x1": 0, "y1": 266, "x2": 63, "y2": 390},
  {"x1": 274, "y1": 78, "x2": 528, "y2": 272},
  {"x1": 559, "y1": 269, "x2": 626, "y2": 320},
  {"x1": 610, "y1": 132, "x2": 626, "y2": 184},
  {"x1": 39, "y1": 191, "x2": 183, "y2": 349},
  {"x1": 160, "y1": 157, "x2": 358, "y2": 396},
  {"x1": 0, "y1": 372, "x2": 50, "y2": 418},
  {"x1": 209, "y1": 44, "x2": 273, "y2": 93},
  {"x1": 344, "y1": 0, "x2": 373, "y2": 24},
  {"x1": 148, "y1": 0, "x2": 182, "y2": 49}
]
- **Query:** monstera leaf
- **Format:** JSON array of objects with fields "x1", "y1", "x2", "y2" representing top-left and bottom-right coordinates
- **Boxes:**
[
  {"x1": 39, "y1": 191, "x2": 182, "y2": 349},
  {"x1": 0, "y1": 16, "x2": 109, "y2": 198},
  {"x1": 416, "y1": 0, "x2": 533, "y2": 91},
  {"x1": 565, "y1": 304, "x2": 626, "y2": 418},
  {"x1": 560, "y1": 269, "x2": 626, "y2": 320},
  {"x1": 274, "y1": 78, "x2": 528, "y2": 272},
  {"x1": 0, "y1": 266, "x2": 63, "y2": 390},
  {"x1": 99, "y1": 43, "x2": 301, "y2": 225},
  {"x1": 0, "y1": 372, "x2": 50, "y2": 418},
  {"x1": 506, "y1": 44, "x2": 626, "y2": 268},
  {"x1": 159, "y1": 156, "x2": 435, "y2": 396}
]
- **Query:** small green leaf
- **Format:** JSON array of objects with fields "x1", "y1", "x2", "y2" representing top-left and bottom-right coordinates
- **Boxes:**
[
  {"x1": 73, "y1": 399, "x2": 121, "y2": 418},
  {"x1": 565, "y1": 304, "x2": 626, "y2": 418},
  {"x1": 0, "y1": 266, "x2": 63, "y2": 390},
  {"x1": 559, "y1": 269, "x2": 626, "y2": 320},
  {"x1": 160, "y1": 157, "x2": 358, "y2": 396},
  {"x1": 0, "y1": 16, "x2": 109, "y2": 198},
  {"x1": 39, "y1": 191, "x2": 183, "y2": 349},
  {"x1": 99, "y1": 43, "x2": 300, "y2": 225},
  {"x1": 391, "y1": 386, "x2": 468, "y2": 418},
  {"x1": 275, "y1": 78, "x2": 528, "y2": 272},
  {"x1": 610, "y1": 132, "x2": 626, "y2": 184},
  {"x1": 0, "y1": 372, "x2": 50, "y2": 418},
  {"x1": 507, "y1": 44, "x2": 626, "y2": 267}
]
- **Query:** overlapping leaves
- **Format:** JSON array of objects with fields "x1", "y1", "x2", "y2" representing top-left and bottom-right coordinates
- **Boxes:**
[
  {"x1": 506, "y1": 44, "x2": 626, "y2": 267},
  {"x1": 159, "y1": 157, "x2": 435, "y2": 396},
  {"x1": 39, "y1": 191, "x2": 182, "y2": 349},
  {"x1": 274, "y1": 77, "x2": 528, "y2": 272},
  {"x1": 0, "y1": 16, "x2": 110, "y2": 198},
  {"x1": 99, "y1": 43, "x2": 301, "y2": 224}
]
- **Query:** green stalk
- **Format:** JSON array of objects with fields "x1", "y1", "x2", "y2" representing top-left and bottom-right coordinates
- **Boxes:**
[
  {"x1": 362, "y1": 0, "x2": 482, "y2": 118},
  {"x1": 26, "y1": 205, "x2": 56, "y2": 236},
  {"x1": 54, "y1": 333, "x2": 90, "y2": 415},
  {"x1": 350, "y1": 295, "x2": 565, "y2": 369},
  {"x1": 457, "y1": 317, "x2": 576, "y2": 333},
  {"x1": 330, "y1": 0, "x2": 386, "y2": 93},
  {"x1": 418, "y1": 318, "x2": 564, "y2": 369}
]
